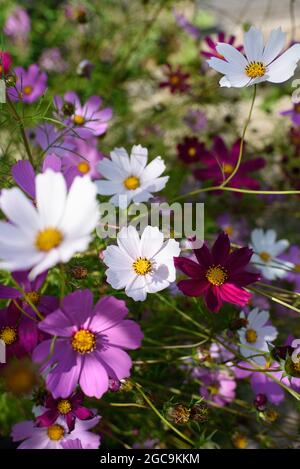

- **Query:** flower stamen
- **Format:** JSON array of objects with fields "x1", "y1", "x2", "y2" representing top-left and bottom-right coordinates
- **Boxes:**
[
  {"x1": 245, "y1": 61, "x2": 266, "y2": 79},
  {"x1": 206, "y1": 265, "x2": 228, "y2": 286},
  {"x1": 133, "y1": 257, "x2": 152, "y2": 276}
]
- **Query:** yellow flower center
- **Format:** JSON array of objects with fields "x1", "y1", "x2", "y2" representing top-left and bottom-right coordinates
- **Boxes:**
[
  {"x1": 224, "y1": 225, "x2": 234, "y2": 236},
  {"x1": 35, "y1": 228, "x2": 63, "y2": 252},
  {"x1": 223, "y1": 163, "x2": 234, "y2": 174},
  {"x1": 205, "y1": 265, "x2": 228, "y2": 286},
  {"x1": 77, "y1": 161, "x2": 90, "y2": 174},
  {"x1": 170, "y1": 75, "x2": 180, "y2": 85},
  {"x1": 73, "y1": 114, "x2": 85, "y2": 125},
  {"x1": 133, "y1": 257, "x2": 152, "y2": 276},
  {"x1": 47, "y1": 424, "x2": 65, "y2": 441},
  {"x1": 71, "y1": 329, "x2": 96, "y2": 354},
  {"x1": 259, "y1": 251, "x2": 271, "y2": 263},
  {"x1": 0, "y1": 326, "x2": 18, "y2": 345},
  {"x1": 57, "y1": 399, "x2": 72, "y2": 415},
  {"x1": 245, "y1": 61, "x2": 266, "y2": 78},
  {"x1": 188, "y1": 147, "x2": 197, "y2": 157},
  {"x1": 293, "y1": 263, "x2": 300, "y2": 273},
  {"x1": 232, "y1": 434, "x2": 248, "y2": 449},
  {"x1": 123, "y1": 176, "x2": 140, "y2": 190},
  {"x1": 245, "y1": 328, "x2": 257, "y2": 344},
  {"x1": 23, "y1": 85, "x2": 33, "y2": 95},
  {"x1": 24, "y1": 291, "x2": 40, "y2": 305},
  {"x1": 294, "y1": 103, "x2": 300, "y2": 113}
]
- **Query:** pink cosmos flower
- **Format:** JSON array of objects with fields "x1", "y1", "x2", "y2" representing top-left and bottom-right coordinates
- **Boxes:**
[
  {"x1": 61, "y1": 137, "x2": 104, "y2": 184},
  {"x1": 194, "y1": 136, "x2": 265, "y2": 193},
  {"x1": 33, "y1": 290, "x2": 143, "y2": 398},
  {"x1": 34, "y1": 124, "x2": 75, "y2": 157},
  {"x1": 36, "y1": 391, "x2": 94, "y2": 431},
  {"x1": 201, "y1": 32, "x2": 243, "y2": 59},
  {"x1": 194, "y1": 368, "x2": 236, "y2": 406},
  {"x1": 4, "y1": 7, "x2": 31, "y2": 43},
  {"x1": 53, "y1": 91, "x2": 113, "y2": 138},
  {"x1": 12, "y1": 412, "x2": 100, "y2": 449},
  {"x1": 174, "y1": 232, "x2": 260, "y2": 312},
  {"x1": 0, "y1": 51, "x2": 12, "y2": 76},
  {"x1": 11, "y1": 159, "x2": 61, "y2": 199},
  {"x1": 8, "y1": 64, "x2": 47, "y2": 103}
]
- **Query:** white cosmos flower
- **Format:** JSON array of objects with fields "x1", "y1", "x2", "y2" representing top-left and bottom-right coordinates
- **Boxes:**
[
  {"x1": 96, "y1": 144, "x2": 169, "y2": 208},
  {"x1": 207, "y1": 26, "x2": 300, "y2": 88},
  {"x1": 103, "y1": 225, "x2": 180, "y2": 301},
  {"x1": 250, "y1": 229, "x2": 291, "y2": 280},
  {"x1": 0, "y1": 170, "x2": 98, "y2": 280},
  {"x1": 238, "y1": 308, "x2": 278, "y2": 366}
]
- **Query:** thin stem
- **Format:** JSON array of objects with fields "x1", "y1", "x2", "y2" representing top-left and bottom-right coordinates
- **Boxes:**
[
  {"x1": 220, "y1": 85, "x2": 257, "y2": 188},
  {"x1": 6, "y1": 94, "x2": 35, "y2": 167},
  {"x1": 134, "y1": 382, "x2": 195, "y2": 446}
]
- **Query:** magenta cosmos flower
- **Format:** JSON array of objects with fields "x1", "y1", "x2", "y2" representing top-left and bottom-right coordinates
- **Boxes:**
[
  {"x1": 0, "y1": 269, "x2": 58, "y2": 317},
  {"x1": 159, "y1": 64, "x2": 190, "y2": 94},
  {"x1": 0, "y1": 302, "x2": 39, "y2": 361},
  {"x1": 194, "y1": 136, "x2": 265, "y2": 192},
  {"x1": 36, "y1": 391, "x2": 94, "y2": 431},
  {"x1": 194, "y1": 368, "x2": 236, "y2": 406},
  {"x1": 201, "y1": 32, "x2": 243, "y2": 59},
  {"x1": 8, "y1": 64, "x2": 47, "y2": 103},
  {"x1": 54, "y1": 91, "x2": 112, "y2": 138},
  {"x1": 33, "y1": 290, "x2": 143, "y2": 398},
  {"x1": 174, "y1": 232, "x2": 260, "y2": 312},
  {"x1": 177, "y1": 136, "x2": 205, "y2": 164},
  {"x1": 12, "y1": 412, "x2": 100, "y2": 449},
  {"x1": 61, "y1": 137, "x2": 104, "y2": 184},
  {"x1": 0, "y1": 51, "x2": 12, "y2": 76}
]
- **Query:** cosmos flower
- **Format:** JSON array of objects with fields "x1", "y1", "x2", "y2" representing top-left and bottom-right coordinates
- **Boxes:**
[
  {"x1": 193, "y1": 136, "x2": 265, "y2": 191},
  {"x1": 39, "y1": 48, "x2": 67, "y2": 73},
  {"x1": 280, "y1": 245, "x2": 300, "y2": 291},
  {"x1": 33, "y1": 290, "x2": 143, "y2": 398},
  {"x1": 0, "y1": 302, "x2": 39, "y2": 361},
  {"x1": 11, "y1": 159, "x2": 60, "y2": 199},
  {"x1": 61, "y1": 137, "x2": 104, "y2": 184},
  {"x1": 12, "y1": 412, "x2": 100, "y2": 449},
  {"x1": 201, "y1": 32, "x2": 243, "y2": 59},
  {"x1": 8, "y1": 65, "x2": 47, "y2": 103},
  {"x1": 281, "y1": 102, "x2": 300, "y2": 126},
  {"x1": 77, "y1": 59, "x2": 94, "y2": 78},
  {"x1": 96, "y1": 145, "x2": 169, "y2": 208},
  {"x1": 34, "y1": 123, "x2": 75, "y2": 157},
  {"x1": 183, "y1": 109, "x2": 207, "y2": 132},
  {"x1": 238, "y1": 309, "x2": 278, "y2": 366},
  {"x1": 4, "y1": 7, "x2": 31, "y2": 43},
  {"x1": 207, "y1": 26, "x2": 300, "y2": 87},
  {"x1": 159, "y1": 63, "x2": 190, "y2": 94},
  {"x1": 194, "y1": 368, "x2": 236, "y2": 406},
  {"x1": 0, "y1": 51, "x2": 12, "y2": 76},
  {"x1": 217, "y1": 213, "x2": 248, "y2": 244},
  {"x1": 177, "y1": 136, "x2": 205, "y2": 164},
  {"x1": 0, "y1": 270, "x2": 58, "y2": 317},
  {"x1": 174, "y1": 232, "x2": 259, "y2": 313},
  {"x1": 103, "y1": 225, "x2": 180, "y2": 301},
  {"x1": 36, "y1": 391, "x2": 94, "y2": 431},
  {"x1": 53, "y1": 91, "x2": 112, "y2": 138},
  {"x1": 0, "y1": 170, "x2": 99, "y2": 279},
  {"x1": 173, "y1": 9, "x2": 201, "y2": 40},
  {"x1": 250, "y1": 229, "x2": 291, "y2": 280}
]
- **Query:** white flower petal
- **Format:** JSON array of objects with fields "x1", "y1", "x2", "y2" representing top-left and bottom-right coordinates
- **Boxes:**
[
  {"x1": 0, "y1": 221, "x2": 33, "y2": 246},
  {"x1": 130, "y1": 145, "x2": 148, "y2": 176},
  {"x1": 272, "y1": 240, "x2": 289, "y2": 256},
  {"x1": 125, "y1": 274, "x2": 147, "y2": 301},
  {"x1": 117, "y1": 226, "x2": 141, "y2": 259},
  {"x1": 262, "y1": 27, "x2": 285, "y2": 64},
  {"x1": 110, "y1": 147, "x2": 131, "y2": 173},
  {"x1": 97, "y1": 158, "x2": 126, "y2": 181},
  {"x1": 103, "y1": 245, "x2": 133, "y2": 269},
  {"x1": 207, "y1": 57, "x2": 236, "y2": 74},
  {"x1": 29, "y1": 250, "x2": 61, "y2": 280},
  {"x1": 96, "y1": 180, "x2": 124, "y2": 195},
  {"x1": 0, "y1": 187, "x2": 40, "y2": 235},
  {"x1": 143, "y1": 176, "x2": 169, "y2": 193},
  {"x1": 267, "y1": 44, "x2": 300, "y2": 83},
  {"x1": 216, "y1": 43, "x2": 247, "y2": 69},
  {"x1": 221, "y1": 73, "x2": 250, "y2": 88},
  {"x1": 140, "y1": 226, "x2": 164, "y2": 259},
  {"x1": 36, "y1": 170, "x2": 67, "y2": 227},
  {"x1": 244, "y1": 26, "x2": 264, "y2": 62},
  {"x1": 141, "y1": 156, "x2": 166, "y2": 182},
  {"x1": 106, "y1": 268, "x2": 136, "y2": 290}
]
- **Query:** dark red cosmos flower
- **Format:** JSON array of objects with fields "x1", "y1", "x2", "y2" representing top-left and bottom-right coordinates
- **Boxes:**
[
  {"x1": 201, "y1": 32, "x2": 243, "y2": 59},
  {"x1": 193, "y1": 136, "x2": 265, "y2": 192},
  {"x1": 174, "y1": 232, "x2": 260, "y2": 313},
  {"x1": 159, "y1": 63, "x2": 190, "y2": 94},
  {"x1": 36, "y1": 391, "x2": 94, "y2": 431},
  {"x1": 0, "y1": 51, "x2": 12, "y2": 76},
  {"x1": 177, "y1": 136, "x2": 205, "y2": 164}
]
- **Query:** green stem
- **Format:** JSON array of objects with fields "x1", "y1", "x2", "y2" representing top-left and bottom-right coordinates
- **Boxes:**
[
  {"x1": 220, "y1": 85, "x2": 257, "y2": 188},
  {"x1": 134, "y1": 382, "x2": 195, "y2": 446},
  {"x1": 6, "y1": 94, "x2": 35, "y2": 167}
]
